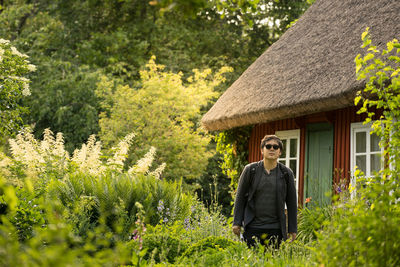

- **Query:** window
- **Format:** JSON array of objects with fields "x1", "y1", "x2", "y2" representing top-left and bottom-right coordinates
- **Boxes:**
[
  {"x1": 350, "y1": 122, "x2": 383, "y2": 179},
  {"x1": 276, "y1": 130, "x2": 300, "y2": 195}
]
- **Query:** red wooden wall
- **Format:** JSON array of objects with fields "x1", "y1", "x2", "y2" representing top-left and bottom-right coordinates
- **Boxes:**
[{"x1": 247, "y1": 106, "x2": 381, "y2": 205}]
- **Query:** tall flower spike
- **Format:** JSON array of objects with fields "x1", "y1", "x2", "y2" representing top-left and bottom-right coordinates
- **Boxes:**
[
  {"x1": 128, "y1": 146, "x2": 156, "y2": 175},
  {"x1": 149, "y1": 163, "x2": 166, "y2": 179},
  {"x1": 107, "y1": 133, "x2": 135, "y2": 170}
]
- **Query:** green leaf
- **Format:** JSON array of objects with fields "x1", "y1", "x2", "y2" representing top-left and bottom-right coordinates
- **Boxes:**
[
  {"x1": 383, "y1": 66, "x2": 394, "y2": 72},
  {"x1": 387, "y1": 41, "x2": 394, "y2": 52},
  {"x1": 361, "y1": 28, "x2": 370, "y2": 41},
  {"x1": 363, "y1": 53, "x2": 374, "y2": 62},
  {"x1": 388, "y1": 56, "x2": 400, "y2": 62},
  {"x1": 356, "y1": 64, "x2": 362, "y2": 73},
  {"x1": 362, "y1": 39, "x2": 372, "y2": 48},
  {"x1": 354, "y1": 96, "x2": 362, "y2": 105}
]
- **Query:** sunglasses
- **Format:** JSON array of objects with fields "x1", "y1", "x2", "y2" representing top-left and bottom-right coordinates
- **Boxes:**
[{"x1": 265, "y1": 144, "x2": 280, "y2": 150}]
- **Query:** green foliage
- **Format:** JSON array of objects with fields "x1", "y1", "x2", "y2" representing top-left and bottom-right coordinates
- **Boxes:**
[
  {"x1": 0, "y1": 176, "x2": 134, "y2": 266},
  {"x1": 183, "y1": 200, "x2": 232, "y2": 242},
  {"x1": 154, "y1": 0, "x2": 208, "y2": 17},
  {"x1": 215, "y1": 126, "x2": 252, "y2": 199},
  {"x1": 98, "y1": 57, "x2": 232, "y2": 181},
  {"x1": 297, "y1": 205, "x2": 334, "y2": 242},
  {"x1": 142, "y1": 231, "x2": 188, "y2": 263},
  {"x1": 314, "y1": 29, "x2": 400, "y2": 267},
  {"x1": 193, "y1": 152, "x2": 232, "y2": 217},
  {"x1": 26, "y1": 62, "x2": 103, "y2": 152},
  {"x1": 179, "y1": 235, "x2": 237, "y2": 259},
  {"x1": 0, "y1": 38, "x2": 34, "y2": 137},
  {"x1": 4, "y1": 128, "x2": 193, "y2": 239},
  {"x1": 0, "y1": 0, "x2": 308, "y2": 155},
  {"x1": 48, "y1": 172, "x2": 193, "y2": 236},
  {"x1": 354, "y1": 27, "x2": 400, "y2": 174},
  {"x1": 175, "y1": 236, "x2": 313, "y2": 266},
  {"x1": 11, "y1": 188, "x2": 46, "y2": 241},
  {"x1": 215, "y1": 0, "x2": 311, "y2": 31}
]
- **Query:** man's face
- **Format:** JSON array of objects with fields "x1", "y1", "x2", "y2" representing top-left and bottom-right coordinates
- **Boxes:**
[{"x1": 261, "y1": 140, "x2": 282, "y2": 161}]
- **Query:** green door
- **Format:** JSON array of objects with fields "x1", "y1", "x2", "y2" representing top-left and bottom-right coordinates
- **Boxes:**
[{"x1": 305, "y1": 123, "x2": 333, "y2": 206}]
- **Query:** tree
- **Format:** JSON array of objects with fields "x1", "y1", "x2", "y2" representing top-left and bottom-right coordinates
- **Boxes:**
[
  {"x1": 0, "y1": 0, "x2": 310, "y2": 152},
  {"x1": 97, "y1": 57, "x2": 232, "y2": 180},
  {"x1": 0, "y1": 38, "x2": 35, "y2": 137}
]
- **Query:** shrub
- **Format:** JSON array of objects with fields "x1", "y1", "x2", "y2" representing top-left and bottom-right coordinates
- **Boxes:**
[
  {"x1": 142, "y1": 231, "x2": 188, "y2": 263},
  {"x1": 179, "y1": 236, "x2": 237, "y2": 259}
]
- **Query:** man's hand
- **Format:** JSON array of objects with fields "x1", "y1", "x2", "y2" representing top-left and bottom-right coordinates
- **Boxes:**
[
  {"x1": 288, "y1": 232, "x2": 297, "y2": 242},
  {"x1": 232, "y1": 225, "x2": 241, "y2": 237}
]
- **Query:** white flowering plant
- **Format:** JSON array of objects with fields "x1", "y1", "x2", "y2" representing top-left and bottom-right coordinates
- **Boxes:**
[
  {"x1": 0, "y1": 39, "x2": 36, "y2": 137},
  {"x1": 2, "y1": 127, "x2": 194, "y2": 240}
]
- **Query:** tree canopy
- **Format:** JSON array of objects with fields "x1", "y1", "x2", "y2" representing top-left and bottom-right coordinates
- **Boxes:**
[{"x1": 0, "y1": 0, "x2": 310, "y2": 181}]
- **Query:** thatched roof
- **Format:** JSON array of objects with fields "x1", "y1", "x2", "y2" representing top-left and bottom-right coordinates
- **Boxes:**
[{"x1": 202, "y1": 0, "x2": 400, "y2": 131}]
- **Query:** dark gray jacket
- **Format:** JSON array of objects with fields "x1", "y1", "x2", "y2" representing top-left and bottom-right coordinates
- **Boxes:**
[{"x1": 233, "y1": 161, "x2": 297, "y2": 240}]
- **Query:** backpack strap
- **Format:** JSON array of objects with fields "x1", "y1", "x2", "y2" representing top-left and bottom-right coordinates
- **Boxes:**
[
  {"x1": 249, "y1": 164, "x2": 257, "y2": 186},
  {"x1": 278, "y1": 162, "x2": 289, "y2": 185},
  {"x1": 244, "y1": 162, "x2": 258, "y2": 198}
]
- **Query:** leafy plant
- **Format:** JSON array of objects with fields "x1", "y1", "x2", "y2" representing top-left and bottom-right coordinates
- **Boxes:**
[
  {"x1": 314, "y1": 28, "x2": 400, "y2": 267},
  {"x1": 297, "y1": 205, "x2": 334, "y2": 242},
  {"x1": 0, "y1": 38, "x2": 35, "y2": 137},
  {"x1": 179, "y1": 236, "x2": 237, "y2": 259},
  {"x1": 98, "y1": 57, "x2": 232, "y2": 181},
  {"x1": 142, "y1": 231, "x2": 188, "y2": 263},
  {"x1": 215, "y1": 126, "x2": 252, "y2": 200}
]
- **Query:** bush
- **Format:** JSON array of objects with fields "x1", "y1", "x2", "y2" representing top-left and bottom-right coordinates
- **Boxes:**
[
  {"x1": 179, "y1": 236, "x2": 237, "y2": 259},
  {"x1": 142, "y1": 231, "x2": 188, "y2": 263}
]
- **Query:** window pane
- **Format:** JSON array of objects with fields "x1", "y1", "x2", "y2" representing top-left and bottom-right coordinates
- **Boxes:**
[
  {"x1": 371, "y1": 133, "x2": 380, "y2": 152},
  {"x1": 278, "y1": 159, "x2": 286, "y2": 165},
  {"x1": 289, "y1": 160, "x2": 297, "y2": 178},
  {"x1": 356, "y1": 155, "x2": 366, "y2": 174},
  {"x1": 356, "y1": 132, "x2": 366, "y2": 153},
  {"x1": 290, "y1": 138, "x2": 297, "y2": 157},
  {"x1": 371, "y1": 153, "x2": 381, "y2": 173},
  {"x1": 281, "y1": 139, "x2": 287, "y2": 158}
]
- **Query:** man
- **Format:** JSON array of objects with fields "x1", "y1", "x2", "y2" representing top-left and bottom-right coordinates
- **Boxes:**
[{"x1": 232, "y1": 135, "x2": 297, "y2": 248}]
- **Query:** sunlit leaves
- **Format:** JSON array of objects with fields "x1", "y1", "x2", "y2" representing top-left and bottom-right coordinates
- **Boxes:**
[
  {"x1": 0, "y1": 39, "x2": 35, "y2": 137},
  {"x1": 98, "y1": 57, "x2": 232, "y2": 180}
]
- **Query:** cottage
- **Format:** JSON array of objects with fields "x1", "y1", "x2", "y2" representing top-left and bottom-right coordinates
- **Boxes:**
[{"x1": 201, "y1": 0, "x2": 400, "y2": 205}]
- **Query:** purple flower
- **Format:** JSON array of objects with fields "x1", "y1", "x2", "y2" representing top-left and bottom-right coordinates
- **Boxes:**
[
  {"x1": 157, "y1": 200, "x2": 164, "y2": 212},
  {"x1": 184, "y1": 218, "x2": 190, "y2": 230}
]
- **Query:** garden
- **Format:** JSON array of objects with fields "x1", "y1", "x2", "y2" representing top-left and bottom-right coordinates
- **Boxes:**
[{"x1": 1, "y1": 0, "x2": 400, "y2": 266}]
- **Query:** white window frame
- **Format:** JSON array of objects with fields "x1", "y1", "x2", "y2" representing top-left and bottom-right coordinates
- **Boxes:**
[
  {"x1": 275, "y1": 129, "x2": 300, "y2": 197},
  {"x1": 350, "y1": 122, "x2": 383, "y2": 191}
]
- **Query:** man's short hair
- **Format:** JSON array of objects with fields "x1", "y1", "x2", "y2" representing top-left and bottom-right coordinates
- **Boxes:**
[{"x1": 260, "y1": 135, "x2": 283, "y2": 151}]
